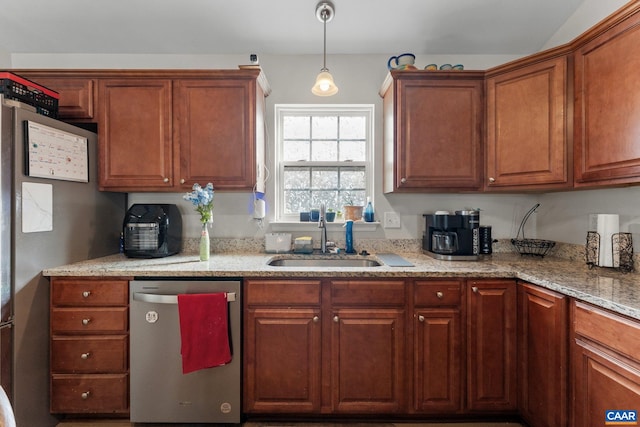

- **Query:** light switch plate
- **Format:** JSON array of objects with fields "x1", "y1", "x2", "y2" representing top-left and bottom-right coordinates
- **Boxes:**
[{"x1": 384, "y1": 212, "x2": 401, "y2": 229}]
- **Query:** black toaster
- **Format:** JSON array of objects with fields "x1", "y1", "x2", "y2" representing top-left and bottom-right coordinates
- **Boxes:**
[{"x1": 123, "y1": 204, "x2": 182, "y2": 258}]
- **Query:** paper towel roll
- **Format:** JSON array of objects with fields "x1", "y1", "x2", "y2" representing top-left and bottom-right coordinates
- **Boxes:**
[{"x1": 597, "y1": 214, "x2": 619, "y2": 267}]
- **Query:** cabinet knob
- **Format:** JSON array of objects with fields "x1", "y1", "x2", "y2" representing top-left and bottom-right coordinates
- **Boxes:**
[
  {"x1": 313, "y1": 316, "x2": 319, "y2": 323},
  {"x1": 80, "y1": 352, "x2": 90, "y2": 360},
  {"x1": 82, "y1": 318, "x2": 91, "y2": 326},
  {"x1": 489, "y1": 177, "x2": 496, "y2": 183},
  {"x1": 333, "y1": 315, "x2": 339, "y2": 323},
  {"x1": 418, "y1": 315, "x2": 425, "y2": 322},
  {"x1": 81, "y1": 391, "x2": 90, "y2": 400},
  {"x1": 180, "y1": 179, "x2": 185, "y2": 184},
  {"x1": 163, "y1": 177, "x2": 169, "y2": 183},
  {"x1": 436, "y1": 291, "x2": 444, "y2": 299},
  {"x1": 472, "y1": 286, "x2": 478, "y2": 293},
  {"x1": 400, "y1": 178, "x2": 407, "y2": 184},
  {"x1": 82, "y1": 291, "x2": 91, "y2": 298}
]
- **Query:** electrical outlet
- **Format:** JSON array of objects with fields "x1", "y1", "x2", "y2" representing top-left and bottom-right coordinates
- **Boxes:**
[{"x1": 384, "y1": 212, "x2": 401, "y2": 229}]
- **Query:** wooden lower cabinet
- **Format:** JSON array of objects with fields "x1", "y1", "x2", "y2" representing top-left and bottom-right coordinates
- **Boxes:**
[
  {"x1": 413, "y1": 280, "x2": 463, "y2": 413},
  {"x1": 49, "y1": 277, "x2": 131, "y2": 416},
  {"x1": 329, "y1": 279, "x2": 407, "y2": 414},
  {"x1": 572, "y1": 300, "x2": 640, "y2": 427},
  {"x1": 518, "y1": 282, "x2": 568, "y2": 427},
  {"x1": 244, "y1": 278, "x2": 408, "y2": 415},
  {"x1": 466, "y1": 279, "x2": 517, "y2": 412},
  {"x1": 244, "y1": 279, "x2": 323, "y2": 413}
]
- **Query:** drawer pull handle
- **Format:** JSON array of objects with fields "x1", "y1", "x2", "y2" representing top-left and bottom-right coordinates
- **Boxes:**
[
  {"x1": 180, "y1": 178, "x2": 185, "y2": 184},
  {"x1": 436, "y1": 291, "x2": 444, "y2": 299},
  {"x1": 80, "y1": 352, "x2": 90, "y2": 360},
  {"x1": 333, "y1": 316, "x2": 339, "y2": 323},
  {"x1": 82, "y1": 318, "x2": 91, "y2": 326},
  {"x1": 163, "y1": 177, "x2": 169, "y2": 183},
  {"x1": 82, "y1": 291, "x2": 91, "y2": 298},
  {"x1": 472, "y1": 286, "x2": 478, "y2": 293},
  {"x1": 81, "y1": 391, "x2": 90, "y2": 400},
  {"x1": 313, "y1": 316, "x2": 319, "y2": 323},
  {"x1": 418, "y1": 315, "x2": 425, "y2": 322}
]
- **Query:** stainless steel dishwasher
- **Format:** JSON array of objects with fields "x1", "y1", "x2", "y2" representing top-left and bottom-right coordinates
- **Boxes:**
[{"x1": 129, "y1": 279, "x2": 241, "y2": 423}]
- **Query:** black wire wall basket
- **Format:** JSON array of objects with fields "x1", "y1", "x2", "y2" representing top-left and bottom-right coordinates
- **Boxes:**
[{"x1": 511, "y1": 204, "x2": 556, "y2": 257}]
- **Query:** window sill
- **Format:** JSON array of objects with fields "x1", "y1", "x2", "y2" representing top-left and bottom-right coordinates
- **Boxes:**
[{"x1": 270, "y1": 221, "x2": 380, "y2": 232}]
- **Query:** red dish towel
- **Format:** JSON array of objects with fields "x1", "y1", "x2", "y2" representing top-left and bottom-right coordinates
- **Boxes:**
[{"x1": 177, "y1": 293, "x2": 231, "y2": 374}]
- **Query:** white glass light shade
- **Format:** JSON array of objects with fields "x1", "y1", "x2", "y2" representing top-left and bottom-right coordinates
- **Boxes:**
[{"x1": 311, "y1": 70, "x2": 339, "y2": 96}]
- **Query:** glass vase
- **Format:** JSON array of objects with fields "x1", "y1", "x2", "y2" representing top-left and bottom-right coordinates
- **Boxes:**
[{"x1": 199, "y1": 223, "x2": 210, "y2": 261}]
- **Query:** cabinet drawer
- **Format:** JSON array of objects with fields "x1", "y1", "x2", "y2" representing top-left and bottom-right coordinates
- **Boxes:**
[
  {"x1": 51, "y1": 335, "x2": 128, "y2": 373},
  {"x1": 246, "y1": 280, "x2": 321, "y2": 305},
  {"x1": 51, "y1": 307, "x2": 128, "y2": 333},
  {"x1": 330, "y1": 280, "x2": 406, "y2": 305},
  {"x1": 51, "y1": 278, "x2": 129, "y2": 306},
  {"x1": 51, "y1": 373, "x2": 129, "y2": 414},
  {"x1": 573, "y1": 301, "x2": 640, "y2": 362},
  {"x1": 414, "y1": 280, "x2": 462, "y2": 306}
]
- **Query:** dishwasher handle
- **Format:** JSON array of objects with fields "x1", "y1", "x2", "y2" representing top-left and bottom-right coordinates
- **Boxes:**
[{"x1": 133, "y1": 292, "x2": 236, "y2": 304}]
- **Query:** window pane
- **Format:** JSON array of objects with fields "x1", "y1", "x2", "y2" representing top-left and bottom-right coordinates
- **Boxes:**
[
  {"x1": 283, "y1": 140, "x2": 310, "y2": 161},
  {"x1": 340, "y1": 168, "x2": 366, "y2": 189},
  {"x1": 340, "y1": 116, "x2": 366, "y2": 139},
  {"x1": 284, "y1": 168, "x2": 310, "y2": 189},
  {"x1": 339, "y1": 140, "x2": 365, "y2": 161},
  {"x1": 311, "y1": 168, "x2": 338, "y2": 189},
  {"x1": 312, "y1": 116, "x2": 337, "y2": 139},
  {"x1": 312, "y1": 140, "x2": 337, "y2": 161},
  {"x1": 285, "y1": 190, "x2": 311, "y2": 214},
  {"x1": 283, "y1": 116, "x2": 310, "y2": 139},
  {"x1": 312, "y1": 191, "x2": 339, "y2": 209},
  {"x1": 340, "y1": 190, "x2": 365, "y2": 207}
]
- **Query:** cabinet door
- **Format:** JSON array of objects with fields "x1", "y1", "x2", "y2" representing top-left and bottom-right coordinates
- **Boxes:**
[
  {"x1": 467, "y1": 279, "x2": 517, "y2": 412},
  {"x1": 572, "y1": 300, "x2": 640, "y2": 427},
  {"x1": 244, "y1": 308, "x2": 322, "y2": 413},
  {"x1": 330, "y1": 308, "x2": 405, "y2": 413},
  {"x1": 384, "y1": 73, "x2": 483, "y2": 192},
  {"x1": 486, "y1": 56, "x2": 569, "y2": 190},
  {"x1": 414, "y1": 308, "x2": 462, "y2": 413},
  {"x1": 20, "y1": 75, "x2": 96, "y2": 120},
  {"x1": 518, "y1": 282, "x2": 568, "y2": 427},
  {"x1": 574, "y1": 10, "x2": 640, "y2": 187},
  {"x1": 174, "y1": 78, "x2": 256, "y2": 190},
  {"x1": 98, "y1": 79, "x2": 174, "y2": 190}
]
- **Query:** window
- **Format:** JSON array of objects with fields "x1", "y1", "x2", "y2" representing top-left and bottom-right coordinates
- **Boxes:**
[{"x1": 275, "y1": 105, "x2": 374, "y2": 222}]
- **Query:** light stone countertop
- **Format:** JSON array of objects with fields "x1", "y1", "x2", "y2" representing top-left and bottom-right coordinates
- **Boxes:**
[{"x1": 43, "y1": 251, "x2": 640, "y2": 321}]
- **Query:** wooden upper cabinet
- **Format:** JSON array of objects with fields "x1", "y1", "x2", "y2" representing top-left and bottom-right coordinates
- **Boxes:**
[
  {"x1": 174, "y1": 78, "x2": 258, "y2": 190},
  {"x1": 13, "y1": 72, "x2": 96, "y2": 120},
  {"x1": 96, "y1": 70, "x2": 267, "y2": 192},
  {"x1": 98, "y1": 79, "x2": 174, "y2": 191},
  {"x1": 573, "y1": 5, "x2": 640, "y2": 187},
  {"x1": 485, "y1": 54, "x2": 571, "y2": 190},
  {"x1": 380, "y1": 71, "x2": 484, "y2": 193}
]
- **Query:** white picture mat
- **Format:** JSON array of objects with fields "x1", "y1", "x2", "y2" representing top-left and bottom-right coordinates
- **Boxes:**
[
  {"x1": 25, "y1": 120, "x2": 89, "y2": 182},
  {"x1": 22, "y1": 182, "x2": 53, "y2": 233}
]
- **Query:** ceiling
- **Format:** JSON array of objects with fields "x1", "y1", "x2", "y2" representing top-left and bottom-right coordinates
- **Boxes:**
[{"x1": 0, "y1": 0, "x2": 586, "y2": 56}]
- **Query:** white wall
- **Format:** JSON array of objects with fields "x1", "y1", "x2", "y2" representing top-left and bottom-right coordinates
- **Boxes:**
[{"x1": 0, "y1": 47, "x2": 9, "y2": 68}]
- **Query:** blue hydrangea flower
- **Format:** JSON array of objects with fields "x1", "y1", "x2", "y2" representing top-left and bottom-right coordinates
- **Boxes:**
[{"x1": 183, "y1": 182, "x2": 215, "y2": 223}]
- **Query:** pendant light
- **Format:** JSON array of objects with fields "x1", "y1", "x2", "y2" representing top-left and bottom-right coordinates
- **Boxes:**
[{"x1": 311, "y1": 1, "x2": 339, "y2": 96}]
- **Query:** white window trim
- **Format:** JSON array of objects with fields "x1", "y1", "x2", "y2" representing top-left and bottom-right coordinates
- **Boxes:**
[{"x1": 273, "y1": 104, "x2": 375, "y2": 224}]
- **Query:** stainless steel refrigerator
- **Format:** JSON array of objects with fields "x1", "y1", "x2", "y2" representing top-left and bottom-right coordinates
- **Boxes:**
[{"x1": 0, "y1": 98, "x2": 126, "y2": 426}]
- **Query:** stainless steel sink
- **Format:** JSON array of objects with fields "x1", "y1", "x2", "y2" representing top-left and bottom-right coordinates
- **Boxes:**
[{"x1": 267, "y1": 257, "x2": 381, "y2": 267}]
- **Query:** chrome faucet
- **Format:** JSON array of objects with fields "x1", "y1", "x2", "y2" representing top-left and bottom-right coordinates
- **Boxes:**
[{"x1": 318, "y1": 203, "x2": 327, "y2": 253}]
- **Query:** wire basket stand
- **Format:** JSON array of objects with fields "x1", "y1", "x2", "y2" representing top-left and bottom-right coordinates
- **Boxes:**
[{"x1": 511, "y1": 203, "x2": 556, "y2": 257}]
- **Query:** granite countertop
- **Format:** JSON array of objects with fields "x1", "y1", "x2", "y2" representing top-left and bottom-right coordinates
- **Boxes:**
[{"x1": 43, "y1": 251, "x2": 640, "y2": 321}]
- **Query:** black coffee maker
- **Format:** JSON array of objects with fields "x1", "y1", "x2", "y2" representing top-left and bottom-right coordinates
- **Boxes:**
[{"x1": 423, "y1": 210, "x2": 480, "y2": 259}]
